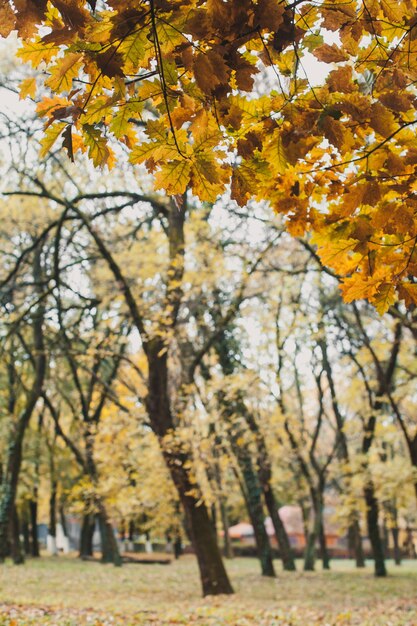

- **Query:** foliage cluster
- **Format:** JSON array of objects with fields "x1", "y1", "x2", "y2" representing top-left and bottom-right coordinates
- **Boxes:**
[{"x1": 2, "y1": 0, "x2": 417, "y2": 308}]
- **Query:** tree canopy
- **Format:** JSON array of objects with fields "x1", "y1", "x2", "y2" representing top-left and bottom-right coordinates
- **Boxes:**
[
  {"x1": 2, "y1": 0, "x2": 417, "y2": 311},
  {"x1": 0, "y1": 0, "x2": 417, "y2": 312}
]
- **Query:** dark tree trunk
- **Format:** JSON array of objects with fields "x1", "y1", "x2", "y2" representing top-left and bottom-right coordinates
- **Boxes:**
[
  {"x1": 83, "y1": 431, "x2": 121, "y2": 567},
  {"x1": 352, "y1": 316, "x2": 402, "y2": 578},
  {"x1": 29, "y1": 499, "x2": 39, "y2": 557},
  {"x1": 364, "y1": 482, "x2": 386, "y2": 577},
  {"x1": 348, "y1": 519, "x2": 365, "y2": 567},
  {"x1": 382, "y1": 517, "x2": 389, "y2": 555},
  {"x1": 304, "y1": 527, "x2": 316, "y2": 572},
  {"x1": 212, "y1": 442, "x2": 234, "y2": 559},
  {"x1": 120, "y1": 520, "x2": 126, "y2": 542},
  {"x1": 263, "y1": 487, "x2": 295, "y2": 571},
  {"x1": 392, "y1": 526, "x2": 401, "y2": 565},
  {"x1": 243, "y1": 411, "x2": 296, "y2": 571},
  {"x1": 0, "y1": 249, "x2": 46, "y2": 562},
  {"x1": 404, "y1": 526, "x2": 416, "y2": 558},
  {"x1": 145, "y1": 338, "x2": 234, "y2": 596},
  {"x1": 22, "y1": 514, "x2": 31, "y2": 556},
  {"x1": 79, "y1": 513, "x2": 95, "y2": 558},
  {"x1": 411, "y1": 443, "x2": 417, "y2": 504},
  {"x1": 49, "y1": 479, "x2": 58, "y2": 555},
  {"x1": 10, "y1": 506, "x2": 24, "y2": 565},
  {"x1": 219, "y1": 499, "x2": 234, "y2": 559},
  {"x1": 222, "y1": 407, "x2": 275, "y2": 576},
  {"x1": 128, "y1": 520, "x2": 135, "y2": 542},
  {"x1": 165, "y1": 451, "x2": 234, "y2": 595},
  {"x1": 319, "y1": 337, "x2": 364, "y2": 569},
  {"x1": 60, "y1": 504, "x2": 68, "y2": 538},
  {"x1": 319, "y1": 517, "x2": 330, "y2": 570},
  {"x1": 211, "y1": 503, "x2": 217, "y2": 533},
  {"x1": 239, "y1": 456, "x2": 275, "y2": 577},
  {"x1": 299, "y1": 499, "x2": 310, "y2": 544},
  {"x1": 304, "y1": 494, "x2": 326, "y2": 572},
  {"x1": 315, "y1": 490, "x2": 330, "y2": 570},
  {"x1": 174, "y1": 534, "x2": 183, "y2": 559},
  {"x1": 0, "y1": 444, "x2": 24, "y2": 562},
  {"x1": 183, "y1": 497, "x2": 232, "y2": 594},
  {"x1": 389, "y1": 504, "x2": 401, "y2": 565},
  {"x1": 98, "y1": 502, "x2": 122, "y2": 566},
  {"x1": 361, "y1": 409, "x2": 387, "y2": 577}
]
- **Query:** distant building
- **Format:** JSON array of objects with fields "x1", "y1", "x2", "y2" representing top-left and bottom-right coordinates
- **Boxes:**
[
  {"x1": 227, "y1": 505, "x2": 417, "y2": 559},
  {"x1": 228, "y1": 505, "x2": 347, "y2": 557}
]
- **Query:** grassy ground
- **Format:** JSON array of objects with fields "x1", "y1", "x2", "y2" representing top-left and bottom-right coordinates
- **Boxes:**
[{"x1": 0, "y1": 555, "x2": 416, "y2": 625}]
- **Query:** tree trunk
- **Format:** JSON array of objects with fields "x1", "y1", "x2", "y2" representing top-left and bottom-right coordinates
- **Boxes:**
[
  {"x1": 185, "y1": 497, "x2": 233, "y2": 594},
  {"x1": 319, "y1": 336, "x2": 367, "y2": 569},
  {"x1": 382, "y1": 517, "x2": 389, "y2": 555},
  {"x1": 404, "y1": 525, "x2": 416, "y2": 558},
  {"x1": 0, "y1": 248, "x2": 46, "y2": 562},
  {"x1": 263, "y1": 487, "x2": 295, "y2": 571},
  {"x1": 211, "y1": 503, "x2": 217, "y2": 533},
  {"x1": 392, "y1": 526, "x2": 401, "y2": 565},
  {"x1": 385, "y1": 502, "x2": 401, "y2": 565},
  {"x1": 304, "y1": 495, "x2": 323, "y2": 572},
  {"x1": 304, "y1": 528, "x2": 316, "y2": 571},
  {"x1": 174, "y1": 532, "x2": 182, "y2": 559},
  {"x1": 97, "y1": 502, "x2": 122, "y2": 566},
  {"x1": 411, "y1": 443, "x2": 417, "y2": 504},
  {"x1": 364, "y1": 482, "x2": 386, "y2": 577},
  {"x1": 239, "y1": 456, "x2": 275, "y2": 577},
  {"x1": 79, "y1": 513, "x2": 95, "y2": 558},
  {"x1": 165, "y1": 452, "x2": 234, "y2": 595},
  {"x1": 29, "y1": 499, "x2": 39, "y2": 557},
  {"x1": 243, "y1": 410, "x2": 296, "y2": 571},
  {"x1": 48, "y1": 479, "x2": 58, "y2": 555},
  {"x1": 22, "y1": 515, "x2": 31, "y2": 556},
  {"x1": 219, "y1": 499, "x2": 234, "y2": 559},
  {"x1": 10, "y1": 506, "x2": 24, "y2": 565},
  {"x1": 0, "y1": 448, "x2": 22, "y2": 561},
  {"x1": 225, "y1": 414, "x2": 275, "y2": 577},
  {"x1": 128, "y1": 520, "x2": 135, "y2": 542},
  {"x1": 319, "y1": 516, "x2": 330, "y2": 570},
  {"x1": 315, "y1": 490, "x2": 330, "y2": 570},
  {"x1": 146, "y1": 341, "x2": 234, "y2": 596},
  {"x1": 299, "y1": 499, "x2": 310, "y2": 544},
  {"x1": 212, "y1": 439, "x2": 234, "y2": 559},
  {"x1": 348, "y1": 519, "x2": 365, "y2": 567},
  {"x1": 60, "y1": 504, "x2": 68, "y2": 537}
]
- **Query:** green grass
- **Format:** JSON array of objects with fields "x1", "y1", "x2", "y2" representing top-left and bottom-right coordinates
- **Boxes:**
[{"x1": 0, "y1": 555, "x2": 416, "y2": 625}]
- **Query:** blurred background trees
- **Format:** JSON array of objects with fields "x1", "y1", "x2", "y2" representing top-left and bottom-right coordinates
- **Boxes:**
[{"x1": 0, "y1": 45, "x2": 416, "y2": 597}]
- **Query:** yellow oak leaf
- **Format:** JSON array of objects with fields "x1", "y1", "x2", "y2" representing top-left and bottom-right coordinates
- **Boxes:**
[
  {"x1": 39, "y1": 122, "x2": 66, "y2": 158},
  {"x1": 340, "y1": 273, "x2": 384, "y2": 303},
  {"x1": 313, "y1": 43, "x2": 349, "y2": 63},
  {"x1": 372, "y1": 283, "x2": 396, "y2": 315},
  {"x1": 311, "y1": 232, "x2": 359, "y2": 274},
  {"x1": 398, "y1": 282, "x2": 417, "y2": 307},
  {"x1": 83, "y1": 124, "x2": 115, "y2": 168},
  {"x1": 45, "y1": 53, "x2": 83, "y2": 93},
  {"x1": 262, "y1": 130, "x2": 288, "y2": 176},
  {"x1": 19, "y1": 76, "x2": 36, "y2": 99},
  {"x1": 154, "y1": 160, "x2": 192, "y2": 195}
]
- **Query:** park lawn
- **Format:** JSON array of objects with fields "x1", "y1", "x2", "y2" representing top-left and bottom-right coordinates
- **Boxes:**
[{"x1": 0, "y1": 556, "x2": 416, "y2": 625}]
